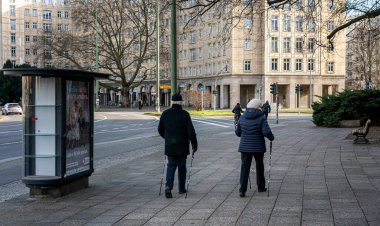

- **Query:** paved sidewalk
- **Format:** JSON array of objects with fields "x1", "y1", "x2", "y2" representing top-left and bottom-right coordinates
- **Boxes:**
[{"x1": 1, "y1": 120, "x2": 380, "y2": 226}]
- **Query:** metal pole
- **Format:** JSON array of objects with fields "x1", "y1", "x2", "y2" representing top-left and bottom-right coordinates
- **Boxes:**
[
  {"x1": 95, "y1": 3, "x2": 100, "y2": 111},
  {"x1": 156, "y1": 0, "x2": 160, "y2": 112},
  {"x1": 276, "y1": 83, "x2": 278, "y2": 124},
  {"x1": 201, "y1": 90, "x2": 204, "y2": 111},
  {"x1": 170, "y1": 0, "x2": 177, "y2": 96}
]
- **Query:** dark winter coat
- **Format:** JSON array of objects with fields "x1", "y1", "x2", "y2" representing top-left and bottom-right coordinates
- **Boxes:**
[
  {"x1": 158, "y1": 104, "x2": 198, "y2": 156},
  {"x1": 263, "y1": 102, "x2": 271, "y2": 114},
  {"x1": 235, "y1": 108, "x2": 274, "y2": 153},
  {"x1": 232, "y1": 105, "x2": 244, "y2": 116}
]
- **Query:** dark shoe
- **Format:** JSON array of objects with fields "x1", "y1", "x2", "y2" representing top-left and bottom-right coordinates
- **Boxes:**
[
  {"x1": 165, "y1": 188, "x2": 172, "y2": 198},
  {"x1": 239, "y1": 192, "x2": 245, "y2": 197},
  {"x1": 258, "y1": 188, "x2": 267, "y2": 192},
  {"x1": 179, "y1": 189, "x2": 187, "y2": 194}
]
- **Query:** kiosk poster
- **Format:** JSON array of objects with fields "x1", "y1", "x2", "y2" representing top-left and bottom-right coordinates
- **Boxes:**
[{"x1": 65, "y1": 80, "x2": 90, "y2": 176}]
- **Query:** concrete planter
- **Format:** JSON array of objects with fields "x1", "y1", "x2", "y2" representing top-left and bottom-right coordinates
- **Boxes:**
[{"x1": 339, "y1": 120, "x2": 360, "y2": 127}]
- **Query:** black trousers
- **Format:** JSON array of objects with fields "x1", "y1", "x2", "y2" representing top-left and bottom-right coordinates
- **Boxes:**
[{"x1": 239, "y1": 152, "x2": 265, "y2": 193}]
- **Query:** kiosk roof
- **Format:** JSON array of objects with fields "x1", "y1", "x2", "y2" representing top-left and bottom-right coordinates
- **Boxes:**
[{"x1": 1, "y1": 68, "x2": 110, "y2": 79}]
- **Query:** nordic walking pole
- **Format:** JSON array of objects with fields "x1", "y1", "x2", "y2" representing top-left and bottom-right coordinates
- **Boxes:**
[
  {"x1": 185, "y1": 154, "x2": 194, "y2": 199},
  {"x1": 159, "y1": 156, "x2": 166, "y2": 196},
  {"x1": 267, "y1": 141, "x2": 272, "y2": 197},
  {"x1": 248, "y1": 171, "x2": 252, "y2": 189}
]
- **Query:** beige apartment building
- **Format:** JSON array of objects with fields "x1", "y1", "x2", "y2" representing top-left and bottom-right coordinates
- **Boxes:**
[
  {"x1": 0, "y1": 0, "x2": 71, "y2": 68},
  {"x1": 1, "y1": 0, "x2": 346, "y2": 109},
  {"x1": 137, "y1": 0, "x2": 346, "y2": 109}
]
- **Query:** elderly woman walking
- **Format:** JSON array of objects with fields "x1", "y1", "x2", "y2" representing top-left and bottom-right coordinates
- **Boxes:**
[{"x1": 235, "y1": 99, "x2": 274, "y2": 197}]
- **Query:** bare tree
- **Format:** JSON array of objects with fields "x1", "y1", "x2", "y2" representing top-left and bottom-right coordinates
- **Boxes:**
[
  {"x1": 347, "y1": 19, "x2": 380, "y2": 89},
  {"x1": 178, "y1": 0, "x2": 380, "y2": 41},
  {"x1": 36, "y1": 0, "x2": 163, "y2": 107}
]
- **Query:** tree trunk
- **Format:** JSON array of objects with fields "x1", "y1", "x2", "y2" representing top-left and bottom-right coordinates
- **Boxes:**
[{"x1": 123, "y1": 87, "x2": 130, "y2": 107}]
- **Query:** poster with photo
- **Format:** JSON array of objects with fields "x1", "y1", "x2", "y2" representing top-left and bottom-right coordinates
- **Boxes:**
[{"x1": 65, "y1": 80, "x2": 90, "y2": 176}]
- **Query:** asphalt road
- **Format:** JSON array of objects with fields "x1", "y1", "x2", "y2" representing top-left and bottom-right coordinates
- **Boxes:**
[{"x1": 0, "y1": 111, "x2": 312, "y2": 188}]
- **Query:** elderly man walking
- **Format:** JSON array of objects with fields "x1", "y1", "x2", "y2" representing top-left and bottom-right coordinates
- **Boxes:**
[{"x1": 158, "y1": 93, "x2": 198, "y2": 198}]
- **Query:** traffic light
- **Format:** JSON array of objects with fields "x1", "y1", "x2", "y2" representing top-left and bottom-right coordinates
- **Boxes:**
[{"x1": 270, "y1": 83, "x2": 275, "y2": 94}]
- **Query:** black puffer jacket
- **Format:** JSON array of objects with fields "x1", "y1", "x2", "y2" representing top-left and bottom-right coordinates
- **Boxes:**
[
  {"x1": 158, "y1": 104, "x2": 198, "y2": 156},
  {"x1": 235, "y1": 108, "x2": 274, "y2": 153}
]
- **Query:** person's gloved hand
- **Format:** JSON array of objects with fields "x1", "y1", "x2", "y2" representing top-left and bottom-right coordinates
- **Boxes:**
[{"x1": 192, "y1": 146, "x2": 197, "y2": 154}]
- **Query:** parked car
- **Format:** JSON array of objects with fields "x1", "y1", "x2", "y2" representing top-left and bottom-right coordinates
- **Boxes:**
[{"x1": 1, "y1": 103, "x2": 23, "y2": 115}]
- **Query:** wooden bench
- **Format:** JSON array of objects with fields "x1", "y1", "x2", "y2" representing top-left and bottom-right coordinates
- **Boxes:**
[{"x1": 352, "y1": 119, "x2": 372, "y2": 144}]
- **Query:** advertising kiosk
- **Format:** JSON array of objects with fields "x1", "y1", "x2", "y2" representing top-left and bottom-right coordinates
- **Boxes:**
[{"x1": 2, "y1": 69, "x2": 109, "y2": 197}]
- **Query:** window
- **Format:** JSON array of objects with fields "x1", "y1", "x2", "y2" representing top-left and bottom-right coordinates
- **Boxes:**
[
  {"x1": 11, "y1": 47, "x2": 16, "y2": 57},
  {"x1": 271, "y1": 16, "x2": 278, "y2": 31},
  {"x1": 10, "y1": 20, "x2": 16, "y2": 30},
  {"x1": 271, "y1": 37, "x2": 278, "y2": 52},
  {"x1": 284, "y1": 1, "x2": 291, "y2": 10},
  {"x1": 190, "y1": 49, "x2": 196, "y2": 61},
  {"x1": 296, "y1": 59, "x2": 302, "y2": 71},
  {"x1": 328, "y1": 62, "x2": 334, "y2": 73},
  {"x1": 25, "y1": 35, "x2": 30, "y2": 42},
  {"x1": 33, "y1": 9, "x2": 38, "y2": 17},
  {"x1": 271, "y1": 58, "x2": 278, "y2": 71},
  {"x1": 43, "y1": 23, "x2": 52, "y2": 31},
  {"x1": 10, "y1": 6, "x2": 16, "y2": 16},
  {"x1": 244, "y1": 19, "x2": 252, "y2": 29},
  {"x1": 283, "y1": 59, "x2": 290, "y2": 71},
  {"x1": 199, "y1": 47, "x2": 202, "y2": 58},
  {"x1": 33, "y1": 49, "x2": 38, "y2": 55},
  {"x1": 64, "y1": 24, "x2": 69, "y2": 31},
  {"x1": 33, "y1": 62, "x2": 38, "y2": 67},
  {"x1": 308, "y1": 0, "x2": 315, "y2": 12},
  {"x1": 64, "y1": 11, "x2": 69, "y2": 18},
  {"x1": 327, "y1": 42, "x2": 334, "y2": 52},
  {"x1": 296, "y1": 16, "x2": 303, "y2": 32},
  {"x1": 308, "y1": 59, "x2": 314, "y2": 71},
  {"x1": 25, "y1": 22, "x2": 30, "y2": 29},
  {"x1": 12, "y1": 61, "x2": 16, "y2": 68},
  {"x1": 296, "y1": 38, "x2": 303, "y2": 52},
  {"x1": 327, "y1": 20, "x2": 334, "y2": 32},
  {"x1": 308, "y1": 38, "x2": 315, "y2": 53},
  {"x1": 32, "y1": 22, "x2": 37, "y2": 29},
  {"x1": 57, "y1": 24, "x2": 62, "y2": 30},
  {"x1": 57, "y1": 11, "x2": 61, "y2": 18},
  {"x1": 11, "y1": 33, "x2": 16, "y2": 43},
  {"x1": 283, "y1": 37, "x2": 291, "y2": 53},
  {"x1": 244, "y1": 60, "x2": 251, "y2": 71},
  {"x1": 44, "y1": 49, "x2": 51, "y2": 57},
  {"x1": 43, "y1": 10, "x2": 51, "y2": 20},
  {"x1": 33, "y1": 36, "x2": 37, "y2": 43},
  {"x1": 41, "y1": 0, "x2": 46, "y2": 4},
  {"x1": 25, "y1": 9, "x2": 30, "y2": 16},
  {"x1": 308, "y1": 19, "x2": 315, "y2": 32},
  {"x1": 244, "y1": 38, "x2": 252, "y2": 50},
  {"x1": 284, "y1": 16, "x2": 291, "y2": 32},
  {"x1": 25, "y1": 49, "x2": 30, "y2": 56},
  {"x1": 189, "y1": 31, "x2": 195, "y2": 44},
  {"x1": 328, "y1": 0, "x2": 334, "y2": 11},
  {"x1": 296, "y1": 0, "x2": 303, "y2": 10}
]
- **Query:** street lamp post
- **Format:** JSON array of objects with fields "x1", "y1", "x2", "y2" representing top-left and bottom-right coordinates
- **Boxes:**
[
  {"x1": 170, "y1": 0, "x2": 177, "y2": 96},
  {"x1": 95, "y1": 2, "x2": 100, "y2": 111},
  {"x1": 156, "y1": 0, "x2": 160, "y2": 112}
]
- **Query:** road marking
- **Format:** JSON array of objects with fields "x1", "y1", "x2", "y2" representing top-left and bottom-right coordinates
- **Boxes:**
[
  {"x1": 94, "y1": 115, "x2": 107, "y2": 123},
  {"x1": 95, "y1": 134, "x2": 160, "y2": 146},
  {"x1": 195, "y1": 118, "x2": 233, "y2": 126},
  {"x1": 0, "y1": 141, "x2": 22, "y2": 146},
  {"x1": 192, "y1": 119, "x2": 230, "y2": 128},
  {"x1": 0, "y1": 130, "x2": 22, "y2": 134},
  {"x1": 94, "y1": 126, "x2": 155, "y2": 134},
  {"x1": 0, "y1": 156, "x2": 22, "y2": 164}
]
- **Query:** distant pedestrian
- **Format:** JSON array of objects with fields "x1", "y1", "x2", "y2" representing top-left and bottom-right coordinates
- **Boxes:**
[
  {"x1": 138, "y1": 99, "x2": 143, "y2": 110},
  {"x1": 262, "y1": 100, "x2": 271, "y2": 119},
  {"x1": 158, "y1": 93, "x2": 198, "y2": 198},
  {"x1": 232, "y1": 103, "x2": 244, "y2": 126},
  {"x1": 235, "y1": 98, "x2": 274, "y2": 197}
]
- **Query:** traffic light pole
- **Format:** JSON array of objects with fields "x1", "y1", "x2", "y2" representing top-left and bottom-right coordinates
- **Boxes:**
[{"x1": 276, "y1": 94, "x2": 279, "y2": 124}]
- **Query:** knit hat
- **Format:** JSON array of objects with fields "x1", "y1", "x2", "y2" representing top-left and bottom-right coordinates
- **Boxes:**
[
  {"x1": 171, "y1": 93, "x2": 183, "y2": 105},
  {"x1": 246, "y1": 99, "x2": 262, "y2": 109}
]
